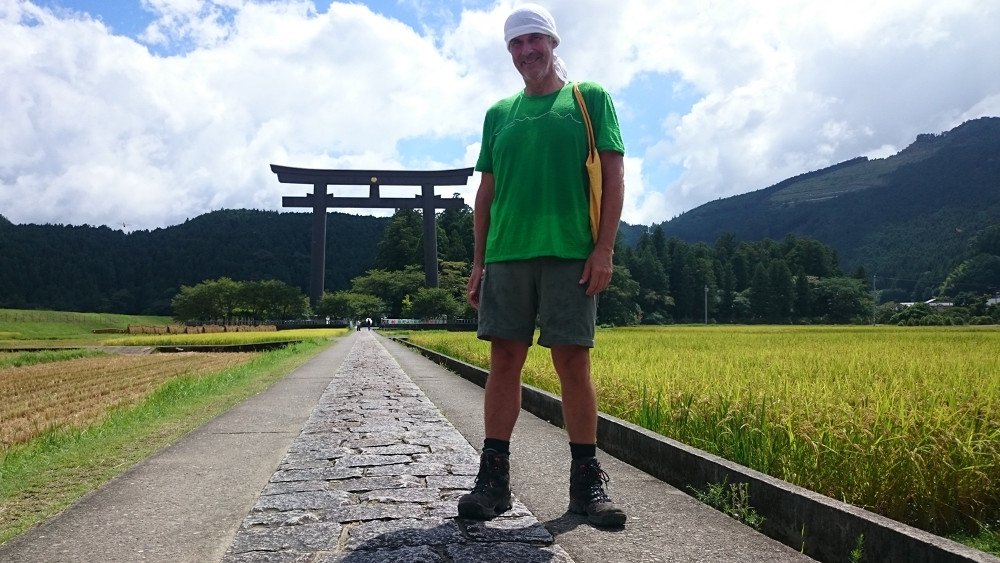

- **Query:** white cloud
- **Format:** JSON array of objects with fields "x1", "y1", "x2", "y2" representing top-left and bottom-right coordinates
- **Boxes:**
[
  {"x1": 1, "y1": 0, "x2": 999, "y2": 231},
  {"x1": 139, "y1": 0, "x2": 248, "y2": 48},
  {"x1": 568, "y1": 0, "x2": 1000, "y2": 224},
  {"x1": 0, "y1": 0, "x2": 498, "y2": 229}
]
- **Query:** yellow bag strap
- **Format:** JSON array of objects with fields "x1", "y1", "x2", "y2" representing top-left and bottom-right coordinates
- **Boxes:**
[{"x1": 573, "y1": 83, "x2": 598, "y2": 160}]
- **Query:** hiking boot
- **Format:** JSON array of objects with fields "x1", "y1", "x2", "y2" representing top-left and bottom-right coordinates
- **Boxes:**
[
  {"x1": 568, "y1": 457, "x2": 627, "y2": 527},
  {"x1": 458, "y1": 449, "x2": 512, "y2": 519}
]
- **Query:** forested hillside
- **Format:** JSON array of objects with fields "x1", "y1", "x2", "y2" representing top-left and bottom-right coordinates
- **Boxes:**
[
  {"x1": 660, "y1": 117, "x2": 1000, "y2": 301},
  {"x1": 0, "y1": 210, "x2": 388, "y2": 315}
]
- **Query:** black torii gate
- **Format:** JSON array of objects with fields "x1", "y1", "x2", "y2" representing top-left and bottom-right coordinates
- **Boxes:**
[{"x1": 273, "y1": 164, "x2": 474, "y2": 307}]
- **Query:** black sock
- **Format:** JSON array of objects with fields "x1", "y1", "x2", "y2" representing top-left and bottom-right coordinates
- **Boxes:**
[
  {"x1": 570, "y1": 442, "x2": 597, "y2": 460},
  {"x1": 483, "y1": 438, "x2": 510, "y2": 455}
]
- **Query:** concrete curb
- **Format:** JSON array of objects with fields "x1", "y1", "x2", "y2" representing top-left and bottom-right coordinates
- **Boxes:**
[{"x1": 395, "y1": 338, "x2": 999, "y2": 563}]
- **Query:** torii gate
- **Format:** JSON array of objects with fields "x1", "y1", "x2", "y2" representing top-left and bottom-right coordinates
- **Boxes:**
[{"x1": 273, "y1": 164, "x2": 474, "y2": 307}]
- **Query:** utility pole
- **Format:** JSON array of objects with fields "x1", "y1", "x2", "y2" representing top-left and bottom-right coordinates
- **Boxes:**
[{"x1": 704, "y1": 285, "x2": 709, "y2": 325}]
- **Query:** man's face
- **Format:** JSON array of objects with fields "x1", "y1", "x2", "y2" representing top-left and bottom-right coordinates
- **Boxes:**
[{"x1": 508, "y1": 32, "x2": 556, "y2": 83}]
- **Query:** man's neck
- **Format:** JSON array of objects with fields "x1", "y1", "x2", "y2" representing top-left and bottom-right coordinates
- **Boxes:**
[{"x1": 522, "y1": 74, "x2": 565, "y2": 97}]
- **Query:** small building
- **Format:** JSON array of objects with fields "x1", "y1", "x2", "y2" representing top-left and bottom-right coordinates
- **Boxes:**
[{"x1": 900, "y1": 298, "x2": 954, "y2": 308}]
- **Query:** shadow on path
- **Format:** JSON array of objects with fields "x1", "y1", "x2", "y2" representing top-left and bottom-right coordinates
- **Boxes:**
[
  {"x1": 541, "y1": 511, "x2": 628, "y2": 540},
  {"x1": 336, "y1": 519, "x2": 572, "y2": 562}
]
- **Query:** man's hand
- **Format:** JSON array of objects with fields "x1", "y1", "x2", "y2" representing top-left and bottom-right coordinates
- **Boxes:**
[
  {"x1": 467, "y1": 265, "x2": 484, "y2": 309},
  {"x1": 580, "y1": 247, "x2": 614, "y2": 296},
  {"x1": 580, "y1": 150, "x2": 623, "y2": 297}
]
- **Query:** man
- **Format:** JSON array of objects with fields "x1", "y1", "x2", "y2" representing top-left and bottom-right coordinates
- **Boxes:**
[{"x1": 458, "y1": 4, "x2": 627, "y2": 527}]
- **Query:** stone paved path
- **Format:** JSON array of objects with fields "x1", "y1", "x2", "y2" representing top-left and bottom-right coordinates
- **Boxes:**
[{"x1": 222, "y1": 331, "x2": 572, "y2": 562}]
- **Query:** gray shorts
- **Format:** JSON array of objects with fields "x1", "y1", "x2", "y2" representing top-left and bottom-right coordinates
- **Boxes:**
[{"x1": 477, "y1": 258, "x2": 596, "y2": 348}]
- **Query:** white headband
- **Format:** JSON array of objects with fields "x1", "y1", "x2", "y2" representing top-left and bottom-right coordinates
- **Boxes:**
[{"x1": 504, "y1": 3, "x2": 561, "y2": 47}]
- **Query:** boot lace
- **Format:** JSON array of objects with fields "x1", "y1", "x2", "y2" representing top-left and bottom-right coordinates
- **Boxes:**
[
  {"x1": 471, "y1": 452, "x2": 507, "y2": 494},
  {"x1": 575, "y1": 460, "x2": 612, "y2": 503}
]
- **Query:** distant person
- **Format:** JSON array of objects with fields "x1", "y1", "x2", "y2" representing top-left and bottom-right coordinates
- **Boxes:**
[
  {"x1": 365, "y1": 317, "x2": 373, "y2": 330},
  {"x1": 459, "y1": 4, "x2": 627, "y2": 527}
]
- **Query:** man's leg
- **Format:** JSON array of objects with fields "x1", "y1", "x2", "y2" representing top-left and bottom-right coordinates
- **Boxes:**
[
  {"x1": 551, "y1": 345, "x2": 597, "y2": 443},
  {"x1": 484, "y1": 337, "x2": 529, "y2": 440},
  {"x1": 552, "y1": 344, "x2": 627, "y2": 528},
  {"x1": 458, "y1": 337, "x2": 528, "y2": 519}
]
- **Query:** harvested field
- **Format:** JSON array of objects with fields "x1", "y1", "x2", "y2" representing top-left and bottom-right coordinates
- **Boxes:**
[{"x1": 0, "y1": 353, "x2": 256, "y2": 447}]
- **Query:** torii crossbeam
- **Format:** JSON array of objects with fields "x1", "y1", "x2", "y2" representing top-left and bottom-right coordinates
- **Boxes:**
[{"x1": 273, "y1": 164, "x2": 473, "y2": 307}]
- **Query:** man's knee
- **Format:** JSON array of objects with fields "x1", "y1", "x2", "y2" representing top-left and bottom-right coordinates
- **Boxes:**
[
  {"x1": 551, "y1": 344, "x2": 589, "y2": 366},
  {"x1": 491, "y1": 338, "x2": 529, "y2": 373}
]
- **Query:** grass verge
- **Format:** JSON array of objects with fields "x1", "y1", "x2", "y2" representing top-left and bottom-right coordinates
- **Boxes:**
[
  {"x1": 0, "y1": 337, "x2": 332, "y2": 545},
  {"x1": 948, "y1": 526, "x2": 1000, "y2": 557},
  {"x1": 688, "y1": 479, "x2": 765, "y2": 531}
]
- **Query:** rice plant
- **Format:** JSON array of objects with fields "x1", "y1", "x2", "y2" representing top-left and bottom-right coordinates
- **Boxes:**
[
  {"x1": 408, "y1": 326, "x2": 1000, "y2": 537},
  {"x1": 102, "y1": 328, "x2": 345, "y2": 346}
]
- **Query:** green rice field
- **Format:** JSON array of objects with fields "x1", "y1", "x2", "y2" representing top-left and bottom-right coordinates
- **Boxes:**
[
  {"x1": 0, "y1": 309, "x2": 170, "y2": 345},
  {"x1": 407, "y1": 326, "x2": 1000, "y2": 541}
]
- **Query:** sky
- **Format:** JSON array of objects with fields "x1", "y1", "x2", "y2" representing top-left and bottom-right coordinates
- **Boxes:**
[{"x1": 2, "y1": 0, "x2": 999, "y2": 232}]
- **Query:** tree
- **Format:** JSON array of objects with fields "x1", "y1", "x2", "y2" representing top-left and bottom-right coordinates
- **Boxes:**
[
  {"x1": 732, "y1": 289, "x2": 753, "y2": 320},
  {"x1": 714, "y1": 232, "x2": 738, "y2": 263},
  {"x1": 768, "y1": 259, "x2": 794, "y2": 321},
  {"x1": 940, "y1": 254, "x2": 1000, "y2": 295},
  {"x1": 404, "y1": 287, "x2": 463, "y2": 319},
  {"x1": 784, "y1": 235, "x2": 839, "y2": 278},
  {"x1": 667, "y1": 242, "x2": 704, "y2": 321},
  {"x1": 597, "y1": 265, "x2": 641, "y2": 326},
  {"x1": 748, "y1": 263, "x2": 771, "y2": 321},
  {"x1": 890, "y1": 303, "x2": 933, "y2": 326},
  {"x1": 375, "y1": 209, "x2": 423, "y2": 270},
  {"x1": 731, "y1": 248, "x2": 752, "y2": 293},
  {"x1": 716, "y1": 262, "x2": 737, "y2": 322},
  {"x1": 438, "y1": 261, "x2": 476, "y2": 317},
  {"x1": 171, "y1": 277, "x2": 307, "y2": 322},
  {"x1": 626, "y1": 247, "x2": 670, "y2": 321},
  {"x1": 211, "y1": 278, "x2": 242, "y2": 321},
  {"x1": 973, "y1": 224, "x2": 1000, "y2": 256},
  {"x1": 812, "y1": 277, "x2": 873, "y2": 323},
  {"x1": 793, "y1": 272, "x2": 813, "y2": 319},
  {"x1": 350, "y1": 267, "x2": 425, "y2": 318},
  {"x1": 172, "y1": 282, "x2": 222, "y2": 322},
  {"x1": 651, "y1": 225, "x2": 668, "y2": 264},
  {"x1": 264, "y1": 280, "x2": 310, "y2": 319},
  {"x1": 317, "y1": 291, "x2": 386, "y2": 320},
  {"x1": 437, "y1": 202, "x2": 474, "y2": 263},
  {"x1": 237, "y1": 279, "x2": 308, "y2": 320}
]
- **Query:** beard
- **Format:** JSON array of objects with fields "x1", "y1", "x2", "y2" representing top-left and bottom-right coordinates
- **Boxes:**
[{"x1": 517, "y1": 55, "x2": 553, "y2": 83}]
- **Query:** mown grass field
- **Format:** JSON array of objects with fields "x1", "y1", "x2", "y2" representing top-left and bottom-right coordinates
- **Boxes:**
[
  {"x1": 0, "y1": 309, "x2": 346, "y2": 544},
  {"x1": 0, "y1": 309, "x2": 171, "y2": 346},
  {"x1": 407, "y1": 325, "x2": 1000, "y2": 552}
]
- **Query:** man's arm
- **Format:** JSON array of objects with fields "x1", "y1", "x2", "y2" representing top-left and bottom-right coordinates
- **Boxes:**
[
  {"x1": 581, "y1": 151, "x2": 624, "y2": 296},
  {"x1": 467, "y1": 172, "x2": 495, "y2": 309}
]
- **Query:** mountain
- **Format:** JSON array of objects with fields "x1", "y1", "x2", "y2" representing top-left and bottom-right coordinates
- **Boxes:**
[
  {"x1": 0, "y1": 210, "x2": 388, "y2": 315},
  {"x1": 658, "y1": 117, "x2": 1000, "y2": 301}
]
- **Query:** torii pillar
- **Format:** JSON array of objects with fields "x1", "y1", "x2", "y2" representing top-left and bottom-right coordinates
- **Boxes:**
[{"x1": 273, "y1": 165, "x2": 473, "y2": 307}]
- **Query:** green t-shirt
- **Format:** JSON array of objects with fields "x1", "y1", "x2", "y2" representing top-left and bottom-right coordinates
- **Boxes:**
[{"x1": 475, "y1": 81, "x2": 624, "y2": 263}]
